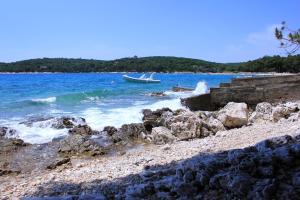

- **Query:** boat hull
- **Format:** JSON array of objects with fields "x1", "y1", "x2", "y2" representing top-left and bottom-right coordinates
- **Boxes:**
[{"x1": 123, "y1": 75, "x2": 161, "y2": 83}]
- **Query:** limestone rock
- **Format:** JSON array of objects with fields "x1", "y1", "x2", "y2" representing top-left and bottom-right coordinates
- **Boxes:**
[
  {"x1": 68, "y1": 125, "x2": 93, "y2": 135},
  {"x1": 141, "y1": 108, "x2": 218, "y2": 142},
  {"x1": 256, "y1": 102, "x2": 273, "y2": 114},
  {"x1": 149, "y1": 92, "x2": 166, "y2": 97},
  {"x1": 159, "y1": 110, "x2": 174, "y2": 127},
  {"x1": 0, "y1": 127, "x2": 17, "y2": 138},
  {"x1": 287, "y1": 112, "x2": 300, "y2": 122},
  {"x1": 217, "y1": 102, "x2": 249, "y2": 128},
  {"x1": 284, "y1": 102, "x2": 299, "y2": 112},
  {"x1": 119, "y1": 123, "x2": 146, "y2": 139},
  {"x1": 123, "y1": 134, "x2": 300, "y2": 199},
  {"x1": 109, "y1": 123, "x2": 147, "y2": 143},
  {"x1": 205, "y1": 116, "x2": 226, "y2": 133},
  {"x1": 248, "y1": 102, "x2": 299, "y2": 123},
  {"x1": 20, "y1": 116, "x2": 86, "y2": 130},
  {"x1": 46, "y1": 157, "x2": 71, "y2": 170},
  {"x1": 272, "y1": 105, "x2": 293, "y2": 122},
  {"x1": 270, "y1": 102, "x2": 300, "y2": 122},
  {"x1": 103, "y1": 126, "x2": 117, "y2": 136},
  {"x1": 151, "y1": 126, "x2": 176, "y2": 145},
  {"x1": 0, "y1": 127, "x2": 6, "y2": 138},
  {"x1": 58, "y1": 134, "x2": 106, "y2": 156},
  {"x1": 249, "y1": 102, "x2": 273, "y2": 123},
  {"x1": 197, "y1": 111, "x2": 216, "y2": 121},
  {"x1": 142, "y1": 108, "x2": 172, "y2": 132},
  {"x1": 167, "y1": 109, "x2": 205, "y2": 140},
  {"x1": 19, "y1": 116, "x2": 53, "y2": 127},
  {"x1": 0, "y1": 138, "x2": 27, "y2": 153},
  {"x1": 51, "y1": 117, "x2": 86, "y2": 129},
  {"x1": 0, "y1": 168, "x2": 20, "y2": 176}
]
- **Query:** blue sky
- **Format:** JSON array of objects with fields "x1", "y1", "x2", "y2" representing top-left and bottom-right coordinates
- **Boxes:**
[{"x1": 0, "y1": 0, "x2": 299, "y2": 63}]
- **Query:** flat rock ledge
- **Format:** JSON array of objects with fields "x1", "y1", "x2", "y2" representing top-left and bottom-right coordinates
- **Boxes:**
[{"x1": 182, "y1": 74, "x2": 300, "y2": 111}]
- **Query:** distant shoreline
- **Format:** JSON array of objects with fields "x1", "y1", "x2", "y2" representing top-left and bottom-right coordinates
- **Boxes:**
[
  {"x1": 0, "y1": 71, "x2": 296, "y2": 75},
  {"x1": 1, "y1": 55, "x2": 299, "y2": 74}
]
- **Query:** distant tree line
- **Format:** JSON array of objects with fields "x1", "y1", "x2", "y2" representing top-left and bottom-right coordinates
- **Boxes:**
[
  {"x1": 221, "y1": 55, "x2": 300, "y2": 73},
  {"x1": 0, "y1": 55, "x2": 299, "y2": 73}
]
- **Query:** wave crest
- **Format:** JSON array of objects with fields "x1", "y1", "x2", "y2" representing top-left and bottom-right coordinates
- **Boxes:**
[
  {"x1": 192, "y1": 81, "x2": 208, "y2": 95},
  {"x1": 163, "y1": 81, "x2": 208, "y2": 98},
  {"x1": 31, "y1": 97, "x2": 56, "y2": 103}
]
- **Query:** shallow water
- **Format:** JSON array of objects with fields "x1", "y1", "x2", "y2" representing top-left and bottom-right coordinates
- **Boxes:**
[{"x1": 0, "y1": 73, "x2": 241, "y2": 143}]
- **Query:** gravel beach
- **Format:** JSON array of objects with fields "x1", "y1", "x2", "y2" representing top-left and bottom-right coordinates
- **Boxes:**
[{"x1": 1, "y1": 115, "x2": 300, "y2": 199}]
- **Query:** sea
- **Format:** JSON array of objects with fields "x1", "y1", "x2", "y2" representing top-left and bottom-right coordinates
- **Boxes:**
[{"x1": 0, "y1": 73, "x2": 243, "y2": 144}]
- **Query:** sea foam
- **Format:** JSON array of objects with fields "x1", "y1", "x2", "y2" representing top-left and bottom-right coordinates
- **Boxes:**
[
  {"x1": 4, "y1": 81, "x2": 208, "y2": 144},
  {"x1": 81, "y1": 98, "x2": 183, "y2": 130},
  {"x1": 192, "y1": 81, "x2": 208, "y2": 95},
  {"x1": 81, "y1": 81, "x2": 207, "y2": 131},
  {"x1": 164, "y1": 80, "x2": 208, "y2": 98},
  {"x1": 2, "y1": 118, "x2": 68, "y2": 144},
  {"x1": 31, "y1": 97, "x2": 57, "y2": 103}
]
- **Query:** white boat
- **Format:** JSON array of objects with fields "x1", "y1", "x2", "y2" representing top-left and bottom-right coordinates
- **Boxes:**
[{"x1": 123, "y1": 73, "x2": 161, "y2": 83}]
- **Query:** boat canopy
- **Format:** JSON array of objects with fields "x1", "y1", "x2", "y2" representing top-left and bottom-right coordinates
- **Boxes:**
[
  {"x1": 139, "y1": 74, "x2": 146, "y2": 79},
  {"x1": 122, "y1": 73, "x2": 160, "y2": 83},
  {"x1": 149, "y1": 72, "x2": 155, "y2": 79}
]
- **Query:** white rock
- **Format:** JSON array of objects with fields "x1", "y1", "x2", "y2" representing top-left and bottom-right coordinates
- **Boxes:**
[
  {"x1": 217, "y1": 102, "x2": 249, "y2": 128},
  {"x1": 287, "y1": 112, "x2": 300, "y2": 122},
  {"x1": 160, "y1": 109, "x2": 205, "y2": 140},
  {"x1": 206, "y1": 116, "x2": 226, "y2": 133},
  {"x1": 284, "y1": 102, "x2": 299, "y2": 112},
  {"x1": 256, "y1": 102, "x2": 273, "y2": 114},
  {"x1": 151, "y1": 126, "x2": 176, "y2": 145},
  {"x1": 272, "y1": 105, "x2": 293, "y2": 122},
  {"x1": 160, "y1": 144, "x2": 171, "y2": 151},
  {"x1": 197, "y1": 111, "x2": 215, "y2": 121},
  {"x1": 249, "y1": 102, "x2": 273, "y2": 123}
]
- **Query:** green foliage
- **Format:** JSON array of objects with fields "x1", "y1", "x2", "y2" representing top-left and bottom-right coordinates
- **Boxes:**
[
  {"x1": 0, "y1": 55, "x2": 299, "y2": 73},
  {"x1": 0, "y1": 56, "x2": 224, "y2": 73},
  {"x1": 275, "y1": 22, "x2": 300, "y2": 54},
  {"x1": 223, "y1": 55, "x2": 300, "y2": 73}
]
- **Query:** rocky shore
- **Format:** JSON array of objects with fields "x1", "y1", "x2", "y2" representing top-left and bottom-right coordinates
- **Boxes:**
[{"x1": 1, "y1": 100, "x2": 300, "y2": 199}]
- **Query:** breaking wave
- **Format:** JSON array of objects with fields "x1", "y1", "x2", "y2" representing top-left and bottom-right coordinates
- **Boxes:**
[
  {"x1": 164, "y1": 81, "x2": 208, "y2": 98},
  {"x1": 31, "y1": 97, "x2": 56, "y2": 103},
  {"x1": 81, "y1": 81, "x2": 208, "y2": 131},
  {"x1": 3, "y1": 80, "x2": 209, "y2": 144},
  {"x1": 192, "y1": 81, "x2": 208, "y2": 95}
]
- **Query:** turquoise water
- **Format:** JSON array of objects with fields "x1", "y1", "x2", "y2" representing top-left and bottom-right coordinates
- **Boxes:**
[{"x1": 0, "y1": 73, "x2": 241, "y2": 143}]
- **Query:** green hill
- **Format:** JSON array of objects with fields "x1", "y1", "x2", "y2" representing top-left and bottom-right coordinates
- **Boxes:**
[{"x1": 0, "y1": 55, "x2": 299, "y2": 73}]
